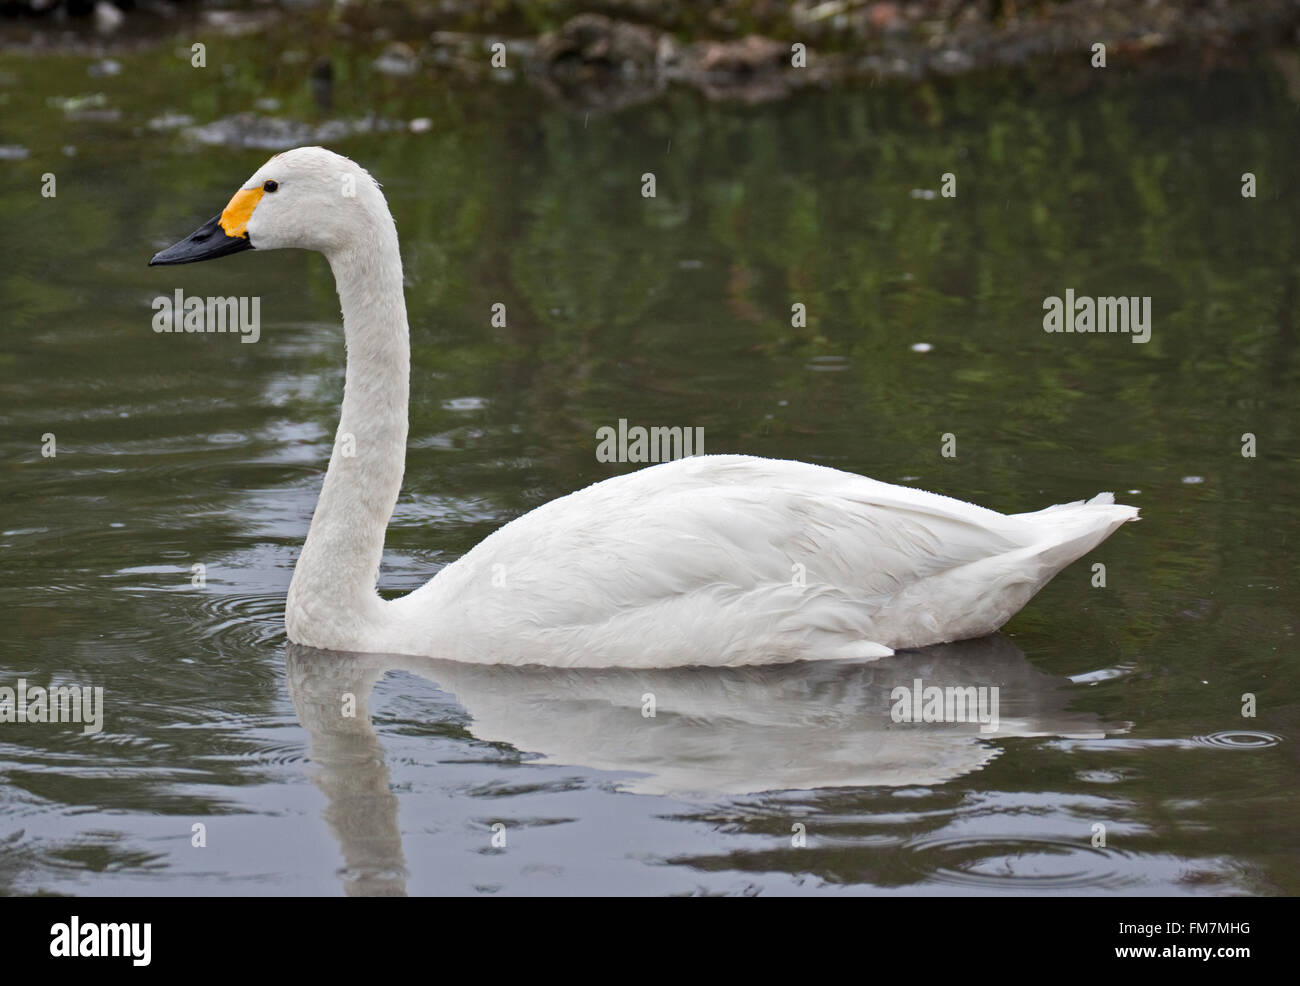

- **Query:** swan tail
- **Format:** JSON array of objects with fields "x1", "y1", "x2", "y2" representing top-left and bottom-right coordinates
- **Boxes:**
[
  {"x1": 1015, "y1": 491, "x2": 1139, "y2": 519},
  {"x1": 1017, "y1": 495, "x2": 1139, "y2": 580},
  {"x1": 885, "y1": 497, "x2": 1137, "y2": 645}
]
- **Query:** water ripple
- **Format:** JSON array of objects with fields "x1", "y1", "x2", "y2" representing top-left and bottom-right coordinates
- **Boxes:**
[
  {"x1": 903, "y1": 834, "x2": 1139, "y2": 891},
  {"x1": 1190, "y1": 730, "x2": 1283, "y2": 750},
  {"x1": 1050, "y1": 730, "x2": 1284, "y2": 752},
  {"x1": 194, "y1": 591, "x2": 286, "y2": 650}
]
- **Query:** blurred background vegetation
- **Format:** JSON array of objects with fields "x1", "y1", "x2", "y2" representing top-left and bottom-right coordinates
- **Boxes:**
[{"x1": 4, "y1": 1, "x2": 1300, "y2": 89}]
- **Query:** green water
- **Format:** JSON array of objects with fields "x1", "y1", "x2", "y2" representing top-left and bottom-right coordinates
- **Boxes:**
[{"x1": 0, "y1": 40, "x2": 1297, "y2": 894}]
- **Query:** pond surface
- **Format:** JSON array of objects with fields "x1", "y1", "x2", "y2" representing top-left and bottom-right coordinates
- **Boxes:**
[{"x1": 0, "y1": 40, "x2": 1297, "y2": 895}]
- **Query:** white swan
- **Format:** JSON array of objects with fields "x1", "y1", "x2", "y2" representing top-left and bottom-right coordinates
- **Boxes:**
[{"x1": 151, "y1": 146, "x2": 1138, "y2": 668}]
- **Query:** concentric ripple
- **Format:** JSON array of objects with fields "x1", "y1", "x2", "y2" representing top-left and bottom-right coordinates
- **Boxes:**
[
  {"x1": 194, "y1": 591, "x2": 287, "y2": 650},
  {"x1": 903, "y1": 834, "x2": 1139, "y2": 891},
  {"x1": 1190, "y1": 730, "x2": 1283, "y2": 750}
]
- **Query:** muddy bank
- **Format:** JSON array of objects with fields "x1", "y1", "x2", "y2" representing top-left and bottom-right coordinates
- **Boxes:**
[
  {"x1": 3, "y1": 1, "x2": 1299, "y2": 105},
  {"x1": 529, "y1": 0, "x2": 1300, "y2": 107}
]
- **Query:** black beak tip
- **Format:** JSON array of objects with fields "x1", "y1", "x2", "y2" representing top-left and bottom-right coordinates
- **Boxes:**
[{"x1": 149, "y1": 215, "x2": 253, "y2": 267}]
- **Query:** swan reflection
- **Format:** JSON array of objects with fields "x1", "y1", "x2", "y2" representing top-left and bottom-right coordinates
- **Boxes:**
[{"x1": 285, "y1": 636, "x2": 1125, "y2": 894}]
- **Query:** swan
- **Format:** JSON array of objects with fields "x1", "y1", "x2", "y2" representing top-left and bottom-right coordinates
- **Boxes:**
[{"x1": 150, "y1": 146, "x2": 1138, "y2": 668}]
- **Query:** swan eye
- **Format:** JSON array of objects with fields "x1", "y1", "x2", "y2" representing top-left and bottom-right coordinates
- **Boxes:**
[{"x1": 263, "y1": 180, "x2": 279, "y2": 193}]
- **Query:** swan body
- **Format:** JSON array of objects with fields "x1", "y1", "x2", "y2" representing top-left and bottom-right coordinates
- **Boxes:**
[
  {"x1": 381, "y1": 456, "x2": 1135, "y2": 666},
  {"x1": 151, "y1": 146, "x2": 1138, "y2": 669}
]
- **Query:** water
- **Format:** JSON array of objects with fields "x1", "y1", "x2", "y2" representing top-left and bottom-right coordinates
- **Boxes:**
[{"x1": 1, "y1": 40, "x2": 1297, "y2": 895}]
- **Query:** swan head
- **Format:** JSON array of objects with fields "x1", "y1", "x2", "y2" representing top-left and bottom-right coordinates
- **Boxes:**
[{"x1": 149, "y1": 146, "x2": 387, "y2": 266}]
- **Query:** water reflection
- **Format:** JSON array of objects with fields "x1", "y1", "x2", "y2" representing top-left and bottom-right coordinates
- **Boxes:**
[
  {"x1": 286, "y1": 635, "x2": 1125, "y2": 895},
  {"x1": 285, "y1": 649, "x2": 407, "y2": 897}
]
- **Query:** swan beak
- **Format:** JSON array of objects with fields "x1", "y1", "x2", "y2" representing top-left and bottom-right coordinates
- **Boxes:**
[{"x1": 149, "y1": 214, "x2": 254, "y2": 266}]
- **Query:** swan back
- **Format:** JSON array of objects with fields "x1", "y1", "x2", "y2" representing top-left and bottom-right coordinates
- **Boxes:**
[{"x1": 384, "y1": 455, "x2": 1138, "y2": 667}]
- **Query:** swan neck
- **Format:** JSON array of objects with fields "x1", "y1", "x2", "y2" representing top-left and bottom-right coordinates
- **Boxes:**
[{"x1": 287, "y1": 221, "x2": 410, "y2": 646}]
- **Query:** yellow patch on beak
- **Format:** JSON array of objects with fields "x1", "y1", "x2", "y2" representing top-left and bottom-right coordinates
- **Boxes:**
[{"x1": 218, "y1": 186, "x2": 265, "y2": 238}]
